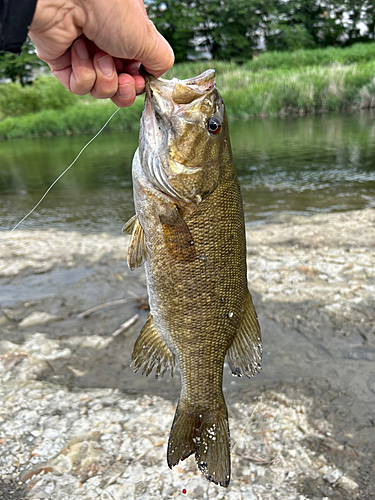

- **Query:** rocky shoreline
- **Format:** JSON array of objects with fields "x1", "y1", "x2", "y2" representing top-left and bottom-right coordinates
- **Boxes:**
[{"x1": 1, "y1": 208, "x2": 374, "y2": 499}]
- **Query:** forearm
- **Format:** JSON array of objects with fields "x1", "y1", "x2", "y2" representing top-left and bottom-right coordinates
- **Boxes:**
[{"x1": 0, "y1": 0, "x2": 38, "y2": 52}]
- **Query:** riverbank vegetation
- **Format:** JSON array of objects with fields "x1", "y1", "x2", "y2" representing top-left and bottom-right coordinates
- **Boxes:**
[
  {"x1": 1, "y1": 43, "x2": 375, "y2": 139},
  {"x1": 148, "y1": 0, "x2": 375, "y2": 62}
]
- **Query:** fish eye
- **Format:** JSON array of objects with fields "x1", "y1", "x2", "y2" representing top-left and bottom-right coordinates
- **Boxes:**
[{"x1": 207, "y1": 117, "x2": 222, "y2": 135}]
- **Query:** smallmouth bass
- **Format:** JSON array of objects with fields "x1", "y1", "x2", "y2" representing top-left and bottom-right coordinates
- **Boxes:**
[{"x1": 124, "y1": 70, "x2": 262, "y2": 487}]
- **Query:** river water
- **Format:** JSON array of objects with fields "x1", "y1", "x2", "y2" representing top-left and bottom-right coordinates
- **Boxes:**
[{"x1": 1, "y1": 111, "x2": 375, "y2": 233}]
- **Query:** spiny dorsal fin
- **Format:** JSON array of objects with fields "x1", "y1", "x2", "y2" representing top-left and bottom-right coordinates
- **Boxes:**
[
  {"x1": 227, "y1": 290, "x2": 262, "y2": 378},
  {"x1": 122, "y1": 214, "x2": 137, "y2": 234},
  {"x1": 131, "y1": 314, "x2": 175, "y2": 378},
  {"x1": 159, "y1": 207, "x2": 196, "y2": 263},
  {"x1": 126, "y1": 216, "x2": 147, "y2": 270}
]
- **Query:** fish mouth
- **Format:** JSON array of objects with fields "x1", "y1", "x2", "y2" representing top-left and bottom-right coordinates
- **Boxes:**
[
  {"x1": 141, "y1": 68, "x2": 217, "y2": 149},
  {"x1": 143, "y1": 69, "x2": 216, "y2": 120},
  {"x1": 139, "y1": 69, "x2": 218, "y2": 203}
]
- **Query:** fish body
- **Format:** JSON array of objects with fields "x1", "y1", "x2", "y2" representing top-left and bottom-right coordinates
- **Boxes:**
[{"x1": 125, "y1": 70, "x2": 262, "y2": 487}]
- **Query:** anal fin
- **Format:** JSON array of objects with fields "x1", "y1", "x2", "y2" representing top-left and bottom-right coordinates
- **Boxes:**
[
  {"x1": 227, "y1": 290, "x2": 262, "y2": 378},
  {"x1": 132, "y1": 314, "x2": 175, "y2": 378},
  {"x1": 124, "y1": 215, "x2": 147, "y2": 270}
]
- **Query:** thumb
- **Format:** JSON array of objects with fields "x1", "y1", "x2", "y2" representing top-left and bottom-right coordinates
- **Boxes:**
[{"x1": 136, "y1": 20, "x2": 174, "y2": 78}]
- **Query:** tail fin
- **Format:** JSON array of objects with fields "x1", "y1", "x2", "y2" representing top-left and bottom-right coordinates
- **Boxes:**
[{"x1": 167, "y1": 402, "x2": 231, "y2": 487}]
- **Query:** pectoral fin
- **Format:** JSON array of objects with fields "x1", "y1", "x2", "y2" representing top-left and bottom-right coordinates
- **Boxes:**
[
  {"x1": 227, "y1": 290, "x2": 262, "y2": 378},
  {"x1": 132, "y1": 314, "x2": 175, "y2": 378},
  {"x1": 160, "y1": 207, "x2": 196, "y2": 263},
  {"x1": 124, "y1": 215, "x2": 147, "y2": 270}
]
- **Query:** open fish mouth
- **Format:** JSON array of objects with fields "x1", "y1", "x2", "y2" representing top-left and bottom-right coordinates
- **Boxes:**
[
  {"x1": 139, "y1": 68, "x2": 225, "y2": 205},
  {"x1": 142, "y1": 69, "x2": 216, "y2": 133}
]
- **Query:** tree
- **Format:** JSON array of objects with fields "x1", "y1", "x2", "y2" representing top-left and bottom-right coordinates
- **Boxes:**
[
  {"x1": 147, "y1": 0, "x2": 375, "y2": 62},
  {"x1": 0, "y1": 39, "x2": 45, "y2": 85},
  {"x1": 146, "y1": 1, "x2": 199, "y2": 63},
  {"x1": 193, "y1": 0, "x2": 264, "y2": 62}
]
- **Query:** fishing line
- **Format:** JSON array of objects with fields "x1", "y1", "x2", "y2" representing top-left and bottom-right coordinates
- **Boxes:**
[
  {"x1": 231, "y1": 401, "x2": 260, "y2": 455},
  {"x1": 0, "y1": 106, "x2": 121, "y2": 247}
]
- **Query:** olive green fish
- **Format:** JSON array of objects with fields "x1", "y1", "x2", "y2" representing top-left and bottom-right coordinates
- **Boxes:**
[{"x1": 123, "y1": 70, "x2": 262, "y2": 487}]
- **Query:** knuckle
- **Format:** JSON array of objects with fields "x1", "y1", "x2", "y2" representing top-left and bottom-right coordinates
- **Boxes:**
[
  {"x1": 71, "y1": 69, "x2": 96, "y2": 95},
  {"x1": 91, "y1": 80, "x2": 118, "y2": 99}
]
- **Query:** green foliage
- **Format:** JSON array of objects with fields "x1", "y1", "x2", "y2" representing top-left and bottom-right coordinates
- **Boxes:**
[
  {"x1": 265, "y1": 24, "x2": 317, "y2": 52},
  {"x1": 147, "y1": 0, "x2": 375, "y2": 61},
  {"x1": 0, "y1": 99, "x2": 144, "y2": 140},
  {"x1": 146, "y1": 1, "x2": 199, "y2": 63},
  {"x1": 245, "y1": 43, "x2": 375, "y2": 71},
  {"x1": 147, "y1": 0, "x2": 263, "y2": 62},
  {"x1": 0, "y1": 77, "x2": 83, "y2": 120},
  {"x1": 0, "y1": 39, "x2": 45, "y2": 85},
  {"x1": 193, "y1": 0, "x2": 262, "y2": 62},
  {"x1": 2, "y1": 44, "x2": 375, "y2": 139}
]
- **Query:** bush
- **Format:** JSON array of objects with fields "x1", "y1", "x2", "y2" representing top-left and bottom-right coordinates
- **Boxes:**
[
  {"x1": 0, "y1": 77, "x2": 82, "y2": 119},
  {"x1": 0, "y1": 100, "x2": 144, "y2": 139}
]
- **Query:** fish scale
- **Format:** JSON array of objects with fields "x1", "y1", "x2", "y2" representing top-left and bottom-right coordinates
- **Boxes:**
[{"x1": 126, "y1": 69, "x2": 262, "y2": 487}]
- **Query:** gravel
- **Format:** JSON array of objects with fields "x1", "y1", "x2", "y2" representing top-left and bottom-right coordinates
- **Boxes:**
[{"x1": 1, "y1": 208, "x2": 374, "y2": 499}]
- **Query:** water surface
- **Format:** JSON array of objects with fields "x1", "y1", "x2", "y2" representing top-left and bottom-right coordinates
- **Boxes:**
[{"x1": 1, "y1": 112, "x2": 374, "y2": 233}]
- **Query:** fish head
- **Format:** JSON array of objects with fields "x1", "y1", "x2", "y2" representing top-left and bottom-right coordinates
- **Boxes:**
[{"x1": 139, "y1": 70, "x2": 229, "y2": 206}]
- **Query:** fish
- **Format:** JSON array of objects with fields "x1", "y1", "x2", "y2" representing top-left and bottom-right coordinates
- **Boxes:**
[{"x1": 123, "y1": 69, "x2": 262, "y2": 487}]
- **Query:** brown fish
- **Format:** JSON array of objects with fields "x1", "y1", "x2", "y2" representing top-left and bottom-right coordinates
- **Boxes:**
[{"x1": 123, "y1": 70, "x2": 262, "y2": 487}]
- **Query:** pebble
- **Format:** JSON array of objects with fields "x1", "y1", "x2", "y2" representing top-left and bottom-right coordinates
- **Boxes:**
[
  {"x1": 19, "y1": 312, "x2": 60, "y2": 329},
  {"x1": 323, "y1": 468, "x2": 343, "y2": 484},
  {"x1": 0, "y1": 209, "x2": 372, "y2": 499}
]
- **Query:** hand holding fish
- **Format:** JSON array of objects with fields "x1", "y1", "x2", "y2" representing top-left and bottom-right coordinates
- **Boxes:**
[{"x1": 28, "y1": 0, "x2": 174, "y2": 107}]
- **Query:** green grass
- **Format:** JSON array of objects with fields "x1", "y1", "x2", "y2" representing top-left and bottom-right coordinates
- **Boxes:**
[
  {"x1": 0, "y1": 77, "x2": 81, "y2": 120},
  {"x1": 1, "y1": 44, "x2": 375, "y2": 139},
  {"x1": 244, "y1": 43, "x2": 375, "y2": 72},
  {"x1": 0, "y1": 100, "x2": 144, "y2": 139}
]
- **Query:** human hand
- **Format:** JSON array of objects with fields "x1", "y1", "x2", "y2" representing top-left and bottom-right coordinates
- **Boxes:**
[{"x1": 29, "y1": 0, "x2": 174, "y2": 107}]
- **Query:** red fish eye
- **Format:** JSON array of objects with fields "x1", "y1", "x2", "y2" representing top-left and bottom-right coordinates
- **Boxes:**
[{"x1": 207, "y1": 117, "x2": 222, "y2": 135}]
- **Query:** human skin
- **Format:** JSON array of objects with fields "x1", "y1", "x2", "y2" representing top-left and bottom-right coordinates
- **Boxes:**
[{"x1": 29, "y1": 0, "x2": 174, "y2": 107}]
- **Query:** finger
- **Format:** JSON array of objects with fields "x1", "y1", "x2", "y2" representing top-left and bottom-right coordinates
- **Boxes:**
[
  {"x1": 49, "y1": 49, "x2": 74, "y2": 91},
  {"x1": 90, "y1": 52, "x2": 118, "y2": 99},
  {"x1": 123, "y1": 61, "x2": 145, "y2": 95},
  {"x1": 136, "y1": 20, "x2": 174, "y2": 78},
  {"x1": 111, "y1": 73, "x2": 136, "y2": 108},
  {"x1": 70, "y1": 39, "x2": 96, "y2": 95}
]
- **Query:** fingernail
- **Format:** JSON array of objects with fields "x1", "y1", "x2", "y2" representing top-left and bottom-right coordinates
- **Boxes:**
[
  {"x1": 75, "y1": 39, "x2": 89, "y2": 60},
  {"x1": 98, "y1": 56, "x2": 114, "y2": 77}
]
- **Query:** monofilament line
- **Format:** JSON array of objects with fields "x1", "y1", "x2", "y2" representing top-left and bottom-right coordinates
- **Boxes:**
[
  {"x1": 231, "y1": 402, "x2": 260, "y2": 455},
  {"x1": 0, "y1": 106, "x2": 121, "y2": 247}
]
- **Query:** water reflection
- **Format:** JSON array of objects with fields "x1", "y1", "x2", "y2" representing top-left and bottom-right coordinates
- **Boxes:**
[{"x1": 0, "y1": 112, "x2": 374, "y2": 233}]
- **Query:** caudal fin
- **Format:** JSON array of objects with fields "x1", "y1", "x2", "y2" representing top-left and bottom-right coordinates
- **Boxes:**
[{"x1": 167, "y1": 403, "x2": 231, "y2": 487}]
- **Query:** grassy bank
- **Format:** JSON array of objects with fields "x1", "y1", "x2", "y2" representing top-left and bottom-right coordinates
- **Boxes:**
[
  {"x1": 0, "y1": 100, "x2": 144, "y2": 139},
  {"x1": 1, "y1": 43, "x2": 375, "y2": 139}
]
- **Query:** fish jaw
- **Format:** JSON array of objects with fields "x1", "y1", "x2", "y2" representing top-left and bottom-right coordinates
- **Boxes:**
[{"x1": 139, "y1": 70, "x2": 228, "y2": 206}]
